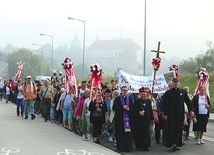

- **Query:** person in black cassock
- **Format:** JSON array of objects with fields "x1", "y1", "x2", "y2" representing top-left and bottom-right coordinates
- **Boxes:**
[
  {"x1": 132, "y1": 87, "x2": 153, "y2": 151},
  {"x1": 113, "y1": 85, "x2": 133, "y2": 152},
  {"x1": 163, "y1": 78, "x2": 194, "y2": 151}
]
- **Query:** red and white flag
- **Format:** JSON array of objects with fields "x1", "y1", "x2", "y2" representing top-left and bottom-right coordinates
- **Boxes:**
[
  {"x1": 169, "y1": 64, "x2": 179, "y2": 78},
  {"x1": 62, "y1": 57, "x2": 78, "y2": 95},
  {"x1": 194, "y1": 68, "x2": 209, "y2": 97},
  {"x1": 89, "y1": 63, "x2": 103, "y2": 100},
  {"x1": 14, "y1": 61, "x2": 25, "y2": 81}
]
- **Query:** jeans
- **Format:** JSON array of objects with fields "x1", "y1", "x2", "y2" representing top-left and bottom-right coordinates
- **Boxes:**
[
  {"x1": 16, "y1": 98, "x2": 24, "y2": 115},
  {"x1": 6, "y1": 94, "x2": 10, "y2": 103},
  {"x1": 24, "y1": 100, "x2": 35, "y2": 116},
  {"x1": 50, "y1": 105, "x2": 55, "y2": 121}
]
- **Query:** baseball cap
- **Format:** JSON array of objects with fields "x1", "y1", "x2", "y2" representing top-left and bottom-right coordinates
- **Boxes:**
[{"x1": 27, "y1": 75, "x2": 32, "y2": 79}]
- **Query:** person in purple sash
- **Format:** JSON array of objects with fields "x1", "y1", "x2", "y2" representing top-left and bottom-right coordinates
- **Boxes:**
[
  {"x1": 113, "y1": 85, "x2": 133, "y2": 152},
  {"x1": 132, "y1": 87, "x2": 153, "y2": 151}
]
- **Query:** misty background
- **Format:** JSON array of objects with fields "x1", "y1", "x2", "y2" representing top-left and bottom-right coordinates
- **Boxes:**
[{"x1": 0, "y1": 0, "x2": 214, "y2": 78}]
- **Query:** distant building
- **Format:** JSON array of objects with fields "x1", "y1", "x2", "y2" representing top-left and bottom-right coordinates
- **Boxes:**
[
  {"x1": 70, "y1": 34, "x2": 82, "y2": 66},
  {"x1": 86, "y1": 38, "x2": 142, "y2": 76}
]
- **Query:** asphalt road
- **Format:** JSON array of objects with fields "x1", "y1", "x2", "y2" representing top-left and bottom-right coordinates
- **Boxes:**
[
  {"x1": 0, "y1": 100, "x2": 119, "y2": 155},
  {"x1": 1, "y1": 100, "x2": 214, "y2": 155}
]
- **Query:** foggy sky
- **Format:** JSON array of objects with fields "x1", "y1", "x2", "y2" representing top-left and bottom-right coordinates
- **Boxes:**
[{"x1": 0, "y1": 0, "x2": 214, "y2": 60}]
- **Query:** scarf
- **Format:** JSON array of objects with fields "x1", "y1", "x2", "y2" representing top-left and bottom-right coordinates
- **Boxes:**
[
  {"x1": 26, "y1": 82, "x2": 33, "y2": 92},
  {"x1": 120, "y1": 95, "x2": 131, "y2": 132}
]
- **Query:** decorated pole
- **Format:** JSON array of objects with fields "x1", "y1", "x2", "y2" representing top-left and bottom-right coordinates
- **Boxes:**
[
  {"x1": 89, "y1": 63, "x2": 103, "y2": 100},
  {"x1": 14, "y1": 61, "x2": 25, "y2": 81},
  {"x1": 151, "y1": 42, "x2": 165, "y2": 94},
  {"x1": 61, "y1": 57, "x2": 78, "y2": 95},
  {"x1": 194, "y1": 68, "x2": 209, "y2": 97},
  {"x1": 169, "y1": 64, "x2": 179, "y2": 78}
]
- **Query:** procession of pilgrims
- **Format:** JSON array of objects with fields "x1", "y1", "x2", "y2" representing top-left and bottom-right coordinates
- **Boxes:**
[{"x1": 1, "y1": 54, "x2": 211, "y2": 153}]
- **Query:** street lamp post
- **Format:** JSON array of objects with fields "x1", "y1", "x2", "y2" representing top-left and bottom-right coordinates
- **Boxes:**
[
  {"x1": 68, "y1": 17, "x2": 85, "y2": 79},
  {"x1": 32, "y1": 43, "x2": 43, "y2": 75},
  {"x1": 40, "y1": 33, "x2": 54, "y2": 71},
  {"x1": 143, "y1": 0, "x2": 147, "y2": 76}
]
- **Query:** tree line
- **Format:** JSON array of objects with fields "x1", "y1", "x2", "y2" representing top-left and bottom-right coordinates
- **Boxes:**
[
  {"x1": 1, "y1": 48, "x2": 89, "y2": 80},
  {"x1": 180, "y1": 41, "x2": 214, "y2": 74}
]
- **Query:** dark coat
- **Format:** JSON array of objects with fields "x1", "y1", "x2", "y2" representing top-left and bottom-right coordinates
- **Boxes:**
[
  {"x1": 163, "y1": 88, "x2": 193, "y2": 147},
  {"x1": 113, "y1": 95, "x2": 133, "y2": 152},
  {"x1": 132, "y1": 98, "x2": 153, "y2": 148}
]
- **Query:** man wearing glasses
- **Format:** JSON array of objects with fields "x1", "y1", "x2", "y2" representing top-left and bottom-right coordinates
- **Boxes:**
[{"x1": 113, "y1": 86, "x2": 133, "y2": 152}]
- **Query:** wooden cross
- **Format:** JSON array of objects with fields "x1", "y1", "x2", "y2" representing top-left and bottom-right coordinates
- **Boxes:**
[
  {"x1": 151, "y1": 41, "x2": 165, "y2": 94},
  {"x1": 151, "y1": 41, "x2": 165, "y2": 57}
]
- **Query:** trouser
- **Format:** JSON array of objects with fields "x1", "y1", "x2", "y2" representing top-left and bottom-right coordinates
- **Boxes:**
[
  {"x1": 72, "y1": 116, "x2": 78, "y2": 132},
  {"x1": 16, "y1": 98, "x2": 24, "y2": 115},
  {"x1": 24, "y1": 100, "x2": 35, "y2": 116},
  {"x1": 10, "y1": 92, "x2": 15, "y2": 103},
  {"x1": 34, "y1": 100, "x2": 41, "y2": 114},
  {"x1": 6, "y1": 94, "x2": 10, "y2": 103},
  {"x1": 184, "y1": 119, "x2": 190, "y2": 137},
  {"x1": 50, "y1": 105, "x2": 55, "y2": 121},
  {"x1": 42, "y1": 98, "x2": 51, "y2": 121},
  {"x1": 56, "y1": 110, "x2": 63, "y2": 124},
  {"x1": 0, "y1": 88, "x2": 2, "y2": 99},
  {"x1": 155, "y1": 116, "x2": 163, "y2": 142}
]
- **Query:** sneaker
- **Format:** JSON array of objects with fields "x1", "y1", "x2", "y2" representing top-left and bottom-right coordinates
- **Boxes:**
[
  {"x1": 24, "y1": 116, "x2": 28, "y2": 119},
  {"x1": 82, "y1": 135, "x2": 87, "y2": 140},
  {"x1": 196, "y1": 139, "x2": 200, "y2": 145},
  {"x1": 200, "y1": 139, "x2": 205, "y2": 144},
  {"x1": 31, "y1": 114, "x2": 36, "y2": 120},
  {"x1": 87, "y1": 135, "x2": 92, "y2": 141},
  {"x1": 182, "y1": 140, "x2": 186, "y2": 145},
  {"x1": 177, "y1": 147, "x2": 181, "y2": 150},
  {"x1": 108, "y1": 136, "x2": 113, "y2": 142},
  {"x1": 114, "y1": 142, "x2": 117, "y2": 147}
]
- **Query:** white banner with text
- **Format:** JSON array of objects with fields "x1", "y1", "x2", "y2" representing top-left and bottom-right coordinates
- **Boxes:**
[{"x1": 116, "y1": 69, "x2": 174, "y2": 94}]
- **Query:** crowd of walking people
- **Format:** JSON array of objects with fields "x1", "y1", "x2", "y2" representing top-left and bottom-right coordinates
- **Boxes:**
[{"x1": 0, "y1": 76, "x2": 211, "y2": 152}]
